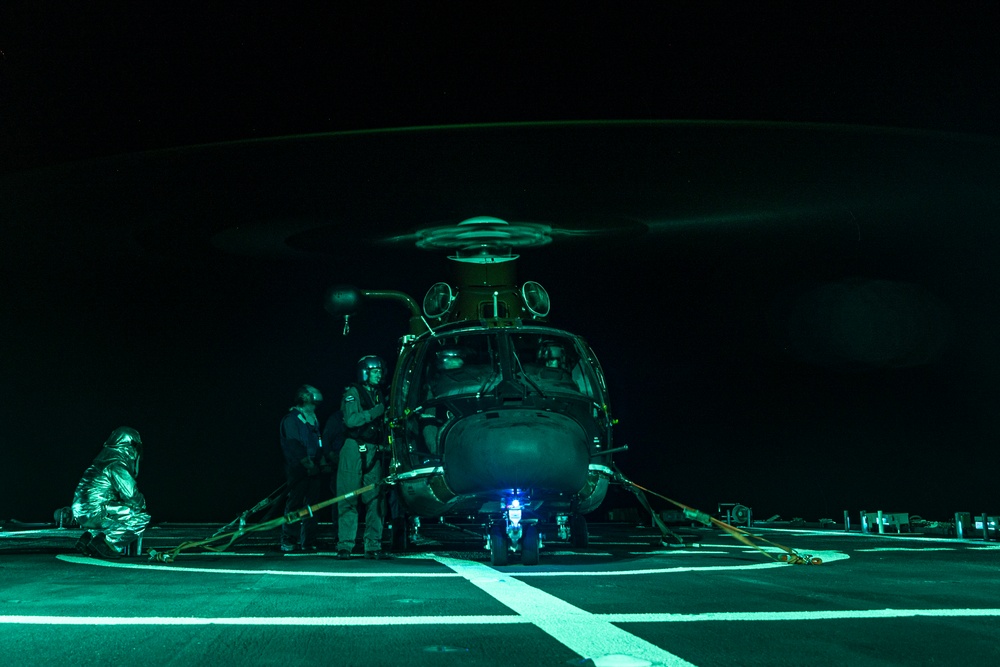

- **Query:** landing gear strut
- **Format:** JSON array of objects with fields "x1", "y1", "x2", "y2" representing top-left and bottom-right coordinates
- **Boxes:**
[
  {"x1": 521, "y1": 522, "x2": 540, "y2": 565},
  {"x1": 570, "y1": 513, "x2": 589, "y2": 547},
  {"x1": 557, "y1": 512, "x2": 589, "y2": 547}
]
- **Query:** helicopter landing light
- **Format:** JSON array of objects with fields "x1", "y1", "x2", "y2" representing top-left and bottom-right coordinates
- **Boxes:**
[
  {"x1": 423, "y1": 282, "x2": 456, "y2": 319},
  {"x1": 521, "y1": 281, "x2": 551, "y2": 317},
  {"x1": 507, "y1": 498, "x2": 523, "y2": 526}
]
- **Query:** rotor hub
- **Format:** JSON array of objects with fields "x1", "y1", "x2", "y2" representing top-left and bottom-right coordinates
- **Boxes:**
[{"x1": 415, "y1": 216, "x2": 552, "y2": 263}]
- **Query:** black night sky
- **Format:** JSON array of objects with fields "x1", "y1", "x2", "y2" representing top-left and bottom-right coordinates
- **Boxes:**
[{"x1": 2, "y1": 4, "x2": 1000, "y2": 525}]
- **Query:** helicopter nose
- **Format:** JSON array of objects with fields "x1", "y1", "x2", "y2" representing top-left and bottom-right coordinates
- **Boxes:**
[{"x1": 442, "y1": 409, "x2": 590, "y2": 495}]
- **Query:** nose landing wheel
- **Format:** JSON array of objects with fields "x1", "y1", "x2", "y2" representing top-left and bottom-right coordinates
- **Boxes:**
[{"x1": 488, "y1": 522, "x2": 509, "y2": 566}]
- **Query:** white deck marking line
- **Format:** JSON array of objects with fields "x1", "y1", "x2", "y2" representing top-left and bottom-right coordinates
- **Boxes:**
[
  {"x1": 5, "y1": 608, "x2": 1000, "y2": 627},
  {"x1": 694, "y1": 544, "x2": 844, "y2": 553},
  {"x1": 753, "y1": 528, "x2": 999, "y2": 546},
  {"x1": 515, "y1": 562, "x2": 786, "y2": 576},
  {"x1": 55, "y1": 554, "x2": 460, "y2": 577},
  {"x1": 542, "y1": 552, "x2": 614, "y2": 557},
  {"x1": 434, "y1": 555, "x2": 698, "y2": 667},
  {"x1": 58, "y1": 553, "x2": 846, "y2": 577},
  {"x1": 855, "y1": 548, "x2": 956, "y2": 552},
  {"x1": 601, "y1": 609, "x2": 1000, "y2": 622},
  {"x1": 516, "y1": 550, "x2": 848, "y2": 576},
  {"x1": 147, "y1": 552, "x2": 268, "y2": 557},
  {"x1": 630, "y1": 551, "x2": 727, "y2": 556},
  {"x1": 0, "y1": 615, "x2": 524, "y2": 626}
]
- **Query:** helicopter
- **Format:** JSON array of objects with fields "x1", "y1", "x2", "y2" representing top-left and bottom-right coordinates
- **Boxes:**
[{"x1": 326, "y1": 216, "x2": 624, "y2": 565}]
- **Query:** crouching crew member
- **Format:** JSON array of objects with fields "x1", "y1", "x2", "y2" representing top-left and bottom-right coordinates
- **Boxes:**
[
  {"x1": 336, "y1": 355, "x2": 389, "y2": 560},
  {"x1": 72, "y1": 426, "x2": 150, "y2": 559}
]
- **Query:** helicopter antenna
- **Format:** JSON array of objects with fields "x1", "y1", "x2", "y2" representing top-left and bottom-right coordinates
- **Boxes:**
[{"x1": 419, "y1": 315, "x2": 438, "y2": 337}]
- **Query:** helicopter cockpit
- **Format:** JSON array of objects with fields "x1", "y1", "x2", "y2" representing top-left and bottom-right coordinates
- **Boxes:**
[
  {"x1": 414, "y1": 333, "x2": 600, "y2": 403},
  {"x1": 392, "y1": 327, "x2": 610, "y2": 479}
]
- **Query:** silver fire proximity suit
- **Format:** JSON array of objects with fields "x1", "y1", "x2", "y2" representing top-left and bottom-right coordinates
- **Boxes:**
[{"x1": 72, "y1": 427, "x2": 150, "y2": 554}]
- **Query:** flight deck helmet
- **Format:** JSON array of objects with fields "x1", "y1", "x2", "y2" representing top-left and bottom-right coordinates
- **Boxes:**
[
  {"x1": 357, "y1": 355, "x2": 386, "y2": 385},
  {"x1": 435, "y1": 348, "x2": 465, "y2": 371},
  {"x1": 537, "y1": 340, "x2": 568, "y2": 368},
  {"x1": 295, "y1": 384, "x2": 323, "y2": 406}
]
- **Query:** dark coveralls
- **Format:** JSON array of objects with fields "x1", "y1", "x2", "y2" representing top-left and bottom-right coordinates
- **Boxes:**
[
  {"x1": 279, "y1": 408, "x2": 323, "y2": 549},
  {"x1": 72, "y1": 430, "x2": 150, "y2": 552},
  {"x1": 336, "y1": 383, "x2": 385, "y2": 554},
  {"x1": 321, "y1": 415, "x2": 344, "y2": 531}
]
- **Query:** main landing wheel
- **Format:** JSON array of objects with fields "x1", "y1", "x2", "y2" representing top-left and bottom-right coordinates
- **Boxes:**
[
  {"x1": 521, "y1": 523, "x2": 540, "y2": 565},
  {"x1": 489, "y1": 523, "x2": 509, "y2": 566}
]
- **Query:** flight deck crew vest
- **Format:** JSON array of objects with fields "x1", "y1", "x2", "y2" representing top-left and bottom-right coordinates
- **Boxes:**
[{"x1": 344, "y1": 383, "x2": 384, "y2": 444}]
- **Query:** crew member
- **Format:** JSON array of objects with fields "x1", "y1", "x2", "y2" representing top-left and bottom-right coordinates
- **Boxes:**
[
  {"x1": 72, "y1": 426, "x2": 150, "y2": 559},
  {"x1": 427, "y1": 347, "x2": 483, "y2": 398},
  {"x1": 321, "y1": 410, "x2": 345, "y2": 533},
  {"x1": 279, "y1": 384, "x2": 325, "y2": 553},
  {"x1": 420, "y1": 347, "x2": 482, "y2": 457},
  {"x1": 533, "y1": 340, "x2": 579, "y2": 391},
  {"x1": 335, "y1": 355, "x2": 388, "y2": 560}
]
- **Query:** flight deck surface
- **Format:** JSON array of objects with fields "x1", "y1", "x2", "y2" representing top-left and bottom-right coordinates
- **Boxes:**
[{"x1": 1, "y1": 521, "x2": 997, "y2": 666}]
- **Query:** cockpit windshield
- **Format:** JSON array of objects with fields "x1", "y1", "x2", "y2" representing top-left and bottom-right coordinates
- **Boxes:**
[
  {"x1": 406, "y1": 330, "x2": 604, "y2": 410},
  {"x1": 509, "y1": 333, "x2": 601, "y2": 400}
]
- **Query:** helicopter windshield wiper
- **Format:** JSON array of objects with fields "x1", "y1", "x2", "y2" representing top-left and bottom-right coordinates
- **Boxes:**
[
  {"x1": 510, "y1": 347, "x2": 546, "y2": 398},
  {"x1": 476, "y1": 366, "x2": 499, "y2": 397},
  {"x1": 476, "y1": 336, "x2": 500, "y2": 397}
]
